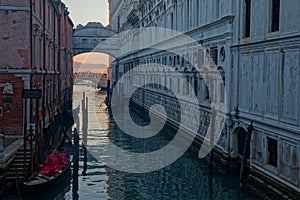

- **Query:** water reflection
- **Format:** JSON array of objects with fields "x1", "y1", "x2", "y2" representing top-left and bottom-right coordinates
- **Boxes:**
[{"x1": 66, "y1": 85, "x2": 260, "y2": 200}]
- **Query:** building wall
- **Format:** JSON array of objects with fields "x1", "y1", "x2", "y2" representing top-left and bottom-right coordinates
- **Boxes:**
[
  {"x1": 0, "y1": 75, "x2": 24, "y2": 135},
  {"x1": 232, "y1": 0, "x2": 300, "y2": 192},
  {"x1": 58, "y1": 4, "x2": 74, "y2": 106},
  {"x1": 0, "y1": 3, "x2": 31, "y2": 69},
  {"x1": 109, "y1": 0, "x2": 300, "y2": 196},
  {"x1": 0, "y1": 0, "x2": 73, "y2": 140},
  {"x1": 109, "y1": 0, "x2": 233, "y2": 156},
  {"x1": 0, "y1": 1, "x2": 31, "y2": 136}
]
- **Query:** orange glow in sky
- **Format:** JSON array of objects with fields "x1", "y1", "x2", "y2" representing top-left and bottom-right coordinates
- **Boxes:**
[
  {"x1": 74, "y1": 52, "x2": 109, "y2": 73},
  {"x1": 74, "y1": 52, "x2": 109, "y2": 65}
]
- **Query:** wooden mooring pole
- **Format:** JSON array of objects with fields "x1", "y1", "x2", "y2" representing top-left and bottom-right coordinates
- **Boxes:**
[
  {"x1": 73, "y1": 128, "x2": 79, "y2": 200},
  {"x1": 82, "y1": 92, "x2": 88, "y2": 176}
]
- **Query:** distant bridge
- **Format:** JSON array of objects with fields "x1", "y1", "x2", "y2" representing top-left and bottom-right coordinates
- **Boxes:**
[
  {"x1": 73, "y1": 22, "x2": 119, "y2": 57},
  {"x1": 74, "y1": 72, "x2": 100, "y2": 84}
]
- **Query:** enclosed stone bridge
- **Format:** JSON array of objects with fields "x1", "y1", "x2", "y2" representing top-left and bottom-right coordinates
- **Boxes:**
[{"x1": 73, "y1": 22, "x2": 119, "y2": 57}]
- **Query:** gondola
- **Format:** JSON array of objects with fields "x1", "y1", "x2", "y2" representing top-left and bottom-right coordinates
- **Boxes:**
[
  {"x1": 21, "y1": 133, "x2": 74, "y2": 196},
  {"x1": 21, "y1": 155, "x2": 72, "y2": 194}
]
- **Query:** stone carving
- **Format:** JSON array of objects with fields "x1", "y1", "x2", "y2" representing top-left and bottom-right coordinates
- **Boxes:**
[{"x1": 3, "y1": 83, "x2": 13, "y2": 95}]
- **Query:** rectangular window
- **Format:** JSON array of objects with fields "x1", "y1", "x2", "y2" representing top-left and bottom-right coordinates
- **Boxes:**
[
  {"x1": 220, "y1": 83, "x2": 224, "y2": 103},
  {"x1": 50, "y1": 46, "x2": 53, "y2": 71},
  {"x1": 186, "y1": 78, "x2": 190, "y2": 96},
  {"x1": 173, "y1": 56, "x2": 176, "y2": 67},
  {"x1": 267, "y1": 137, "x2": 278, "y2": 167},
  {"x1": 215, "y1": 0, "x2": 220, "y2": 19},
  {"x1": 181, "y1": 56, "x2": 185, "y2": 67},
  {"x1": 117, "y1": 16, "x2": 120, "y2": 30},
  {"x1": 244, "y1": 0, "x2": 251, "y2": 38},
  {"x1": 177, "y1": 78, "x2": 180, "y2": 93},
  {"x1": 210, "y1": 47, "x2": 218, "y2": 65},
  {"x1": 33, "y1": 35, "x2": 36, "y2": 69},
  {"x1": 194, "y1": 79, "x2": 198, "y2": 97},
  {"x1": 198, "y1": 50, "x2": 204, "y2": 66},
  {"x1": 48, "y1": 6, "x2": 51, "y2": 28},
  {"x1": 48, "y1": 45, "x2": 50, "y2": 70},
  {"x1": 44, "y1": 87, "x2": 47, "y2": 110},
  {"x1": 205, "y1": 85, "x2": 210, "y2": 100},
  {"x1": 82, "y1": 39, "x2": 87, "y2": 44},
  {"x1": 170, "y1": 13, "x2": 174, "y2": 30},
  {"x1": 271, "y1": 0, "x2": 280, "y2": 32},
  {"x1": 40, "y1": 39, "x2": 43, "y2": 69}
]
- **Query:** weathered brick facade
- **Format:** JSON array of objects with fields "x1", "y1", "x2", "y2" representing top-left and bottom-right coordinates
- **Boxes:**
[
  {"x1": 0, "y1": 75, "x2": 24, "y2": 135},
  {"x1": 0, "y1": 0, "x2": 73, "y2": 139}
]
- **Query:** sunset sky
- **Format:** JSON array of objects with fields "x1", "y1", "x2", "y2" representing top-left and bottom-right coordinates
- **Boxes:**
[
  {"x1": 63, "y1": 0, "x2": 110, "y2": 71},
  {"x1": 63, "y1": 0, "x2": 109, "y2": 26},
  {"x1": 73, "y1": 52, "x2": 110, "y2": 65}
]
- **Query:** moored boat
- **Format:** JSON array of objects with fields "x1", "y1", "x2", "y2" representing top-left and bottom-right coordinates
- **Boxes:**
[
  {"x1": 20, "y1": 132, "x2": 74, "y2": 196},
  {"x1": 21, "y1": 153, "x2": 73, "y2": 196}
]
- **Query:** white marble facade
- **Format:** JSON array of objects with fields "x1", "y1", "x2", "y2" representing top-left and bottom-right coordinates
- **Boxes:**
[
  {"x1": 109, "y1": 0, "x2": 300, "y2": 194},
  {"x1": 231, "y1": 0, "x2": 300, "y2": 192}
]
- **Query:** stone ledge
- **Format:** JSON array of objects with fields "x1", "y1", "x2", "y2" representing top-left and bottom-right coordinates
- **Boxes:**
[
  {"x1": 248, "y1": 167, "x2": 300, "y2": 200},
  {"x1": 0, "y1": 139, "x2": 23, "y2": 167}
]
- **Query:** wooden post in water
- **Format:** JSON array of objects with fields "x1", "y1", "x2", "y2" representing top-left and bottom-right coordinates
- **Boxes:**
[
  {"x1": 82, "y1": 93, "x2": 88, "y2": 175},
  {"x1": 239, "y1": 121, "x2": 253, "y2": 188},
  {"x1": 73, "y1": 128, "x2": 79, "y2": 200},
  {"x1": 82, "y1": 92, "x2": 85, "y2": 135}
]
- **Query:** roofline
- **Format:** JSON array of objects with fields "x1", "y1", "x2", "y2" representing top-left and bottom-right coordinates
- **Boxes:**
[{"x1": 50, "y1": 0, "x2": 60, "y2": 18}]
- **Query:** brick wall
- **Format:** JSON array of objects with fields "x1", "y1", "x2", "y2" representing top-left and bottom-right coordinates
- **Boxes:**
[
  {"x1": 0, "y1": 2, "x2": 30, "y2": 69},
  {"x1": 0, "y1": 74, "x2": 23, "y2": 135}
]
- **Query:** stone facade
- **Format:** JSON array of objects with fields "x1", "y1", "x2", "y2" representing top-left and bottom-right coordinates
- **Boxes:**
[
  {"x1": 231, "y1": 0, "x2": 300, "y2": 195},
  {"x1": 73, "y1": 22, "x2": 116, "y2": 56},
  {"x1": 108, "y1": 0, "x2": 300, "y2": 197}
]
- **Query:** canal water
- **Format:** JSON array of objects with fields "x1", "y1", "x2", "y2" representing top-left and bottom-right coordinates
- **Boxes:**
[
  {"x1": 3, "y1": 85, "x2": 261, "y2": 199},
  {"x1": 64, "y1": 85, "x2": 260, "y2": 200}
]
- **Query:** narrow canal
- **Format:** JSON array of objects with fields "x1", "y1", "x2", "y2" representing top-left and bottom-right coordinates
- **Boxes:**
[
  {"x1": 63, "y1": 85, "x2": 261, "y2": 200},
  {"x1": 5, "y1": 85, "x2": 261, "y2": 199}
]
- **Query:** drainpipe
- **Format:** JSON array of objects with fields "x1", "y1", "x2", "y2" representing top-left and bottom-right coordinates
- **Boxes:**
[
  {"x1": 42, "y1": 0, "x2": 46, "y2": 128},
  {"x1": 58, "y1": 10, "x2": 61, "y2": 114},
  {"x1": 23, "y1": 0, "x2": 33, "y2": 175},
  {"x1": 53, "y1": 9, "x2": 56, "y2": 115}
]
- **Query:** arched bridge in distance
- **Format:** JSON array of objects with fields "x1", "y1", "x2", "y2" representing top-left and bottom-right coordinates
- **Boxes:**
[{"x1": 73, "y1": 72, "x2": 101, "y2": 85}]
